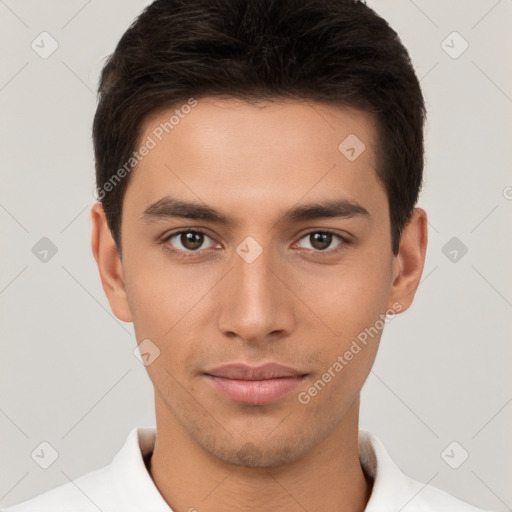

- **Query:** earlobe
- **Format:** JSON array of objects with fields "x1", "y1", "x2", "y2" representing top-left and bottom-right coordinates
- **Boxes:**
[
  {"x1": 388, "y1": 208, "x2": 428, "y2": 313},
  {"x1": 90, "y1": 203, "x2": 133, "y2": 322}
]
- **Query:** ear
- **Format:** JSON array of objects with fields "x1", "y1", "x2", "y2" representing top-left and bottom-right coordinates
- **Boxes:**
[
  {"x1": 388, "y1": 207, "x2": 428, "y2": 313},
  {"x1": 90, "y1": 202, "x2": 133, "y2": 322}
]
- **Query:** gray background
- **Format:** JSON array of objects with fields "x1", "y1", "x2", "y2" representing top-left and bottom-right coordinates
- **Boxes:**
[{"x1": 1, "y1": 0, "x2": 511, "y2": 510}]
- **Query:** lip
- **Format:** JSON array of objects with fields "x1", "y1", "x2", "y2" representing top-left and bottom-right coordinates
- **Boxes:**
[{"x1": 204, "y1": 363, "x2": 308, "y2": 405}]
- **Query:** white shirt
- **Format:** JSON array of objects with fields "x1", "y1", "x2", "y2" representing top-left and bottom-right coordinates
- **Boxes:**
[{"x1": 2, "y1": 426, "x2": 492, "y2": 512}]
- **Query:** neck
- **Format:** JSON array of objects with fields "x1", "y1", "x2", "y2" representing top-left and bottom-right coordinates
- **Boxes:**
[{"x1": 148, "y1": 396, "x2": 371, "y2": 512}]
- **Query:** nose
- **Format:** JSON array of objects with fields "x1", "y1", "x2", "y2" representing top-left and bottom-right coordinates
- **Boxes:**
[{"x1": 217, "y1": 241, "x2": 296, "y2": 345}]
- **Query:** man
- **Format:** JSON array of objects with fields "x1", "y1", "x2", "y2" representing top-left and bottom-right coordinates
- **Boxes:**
[{"x1": 3, "y1": 0, "x2": 495, "y2": 510}]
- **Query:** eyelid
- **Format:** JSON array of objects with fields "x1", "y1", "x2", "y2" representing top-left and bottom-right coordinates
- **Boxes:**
[
  {"x1": 162, "y1": 228, "x2": 219, "y2": 253},
  {"x1": 161, "y1": 228, "x2": 351, "y2": 257},
  {"x1": 292, "y1": 230, "x2": 349, "y2": 256}
]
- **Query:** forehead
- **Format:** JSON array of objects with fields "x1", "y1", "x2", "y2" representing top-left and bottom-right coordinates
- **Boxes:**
[
  {"x1": 124, "y1": 97, "x2": 385, "y2": 222},
  {"x1": 142, "y1": 97, "x2": 377, "y2": 165}
]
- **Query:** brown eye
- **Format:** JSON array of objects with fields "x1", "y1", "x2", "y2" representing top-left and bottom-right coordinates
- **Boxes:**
[
  {"x1": 180, "y1": 232, "x2": 204, "y2": 250},
  {"x1": 164, "y1": 230, "x2": 216, "y2": 253},
  {"x1": 309, "y1": 232, "x2": 332, "y2": 250},
  {"x1": 296, "y1": 231, "x2": 344, "y2": 253}
]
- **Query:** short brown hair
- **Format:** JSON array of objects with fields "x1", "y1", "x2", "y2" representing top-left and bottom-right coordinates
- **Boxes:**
[{"x1": 93, "y1": 0, "x2": 426, "y2": 255}]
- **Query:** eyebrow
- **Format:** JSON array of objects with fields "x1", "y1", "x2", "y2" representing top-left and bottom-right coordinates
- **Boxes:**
[{"x1": 140, "y1": 196, "x2": 370, "y2": 227}]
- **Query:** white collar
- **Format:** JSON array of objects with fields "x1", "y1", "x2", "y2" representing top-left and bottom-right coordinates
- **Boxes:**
[
  {"x1": 109, "y1": 426, "x2": 484, "y2": 511},
  {"x1": 5, "y1": 426, "x2": 487, "y2": 511}
]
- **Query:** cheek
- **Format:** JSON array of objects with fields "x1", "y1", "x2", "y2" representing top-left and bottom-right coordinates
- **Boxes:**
[
  {"x1": 123, "y1": 246, "x2": 197, "y2": 332},
  {"x1": 123, "y1": 254, "x2": 222, "y2": 380},
  {"x1": 123, "y1": 223, "x2": 394, "y2": 348},
  {"x1": 295, "y1": 256, "x2": 393, "y2": 337}
]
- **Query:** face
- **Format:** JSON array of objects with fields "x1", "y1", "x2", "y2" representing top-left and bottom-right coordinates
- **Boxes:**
[{"x1": 92, "y1": 98, "x2": 426, "y2": 468}]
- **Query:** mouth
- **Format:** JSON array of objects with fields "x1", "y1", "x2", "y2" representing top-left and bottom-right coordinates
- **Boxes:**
[{"x1": 204, "y1": 363, "x2": 308, "y2": 405}]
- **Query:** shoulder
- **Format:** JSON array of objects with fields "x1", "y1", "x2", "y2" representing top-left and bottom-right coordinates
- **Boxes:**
[
  {"x1": 1, "y1": 426, "x2": 160, "y2": 512},
  {"x1": 410, "y1": 483, "x2": 493, "y2": 512},
  {"x1": 359, "y1": 430, "x2": 495, "y2": 512},
  {"x1": 1, "y1": 464, "x2": 114, "y2": 512}
]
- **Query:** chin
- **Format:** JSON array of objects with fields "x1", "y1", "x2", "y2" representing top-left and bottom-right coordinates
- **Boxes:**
[{"x1": 195, "y1": 430, "x2": 315, "y2": 468}]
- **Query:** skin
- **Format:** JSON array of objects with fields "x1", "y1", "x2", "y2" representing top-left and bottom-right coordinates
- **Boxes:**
[{"x1": 91, "y1": 98, "x2": 427, "y2": 512}]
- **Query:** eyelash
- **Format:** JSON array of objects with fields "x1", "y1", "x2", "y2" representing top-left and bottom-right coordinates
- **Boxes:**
[{"x1": 161, "y1": 229, "x2": 350, "y2": 259}]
